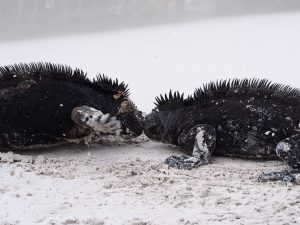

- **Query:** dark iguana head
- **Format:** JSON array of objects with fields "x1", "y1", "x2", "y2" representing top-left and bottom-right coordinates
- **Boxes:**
[
  {"x1": 144, "y1": 109, "x2": 164, "y2": 141},
  {"x1": 144, "y1": 91, "x2": 185, "y2": 141},
  {"x1": 94, "y1": 75, "x2": 144, "y2": 136},
  {"x1": 117, "y1": 110, "x2": 144, "y2": 136}
]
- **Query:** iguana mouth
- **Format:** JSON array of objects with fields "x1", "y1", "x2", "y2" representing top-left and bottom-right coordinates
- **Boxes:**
[
  {"x1": 115, "y1": 94, "x2": 144, "y2": 136},
  {"x1": 117, "y1": 110, "x2": 145, "y2": 137}
]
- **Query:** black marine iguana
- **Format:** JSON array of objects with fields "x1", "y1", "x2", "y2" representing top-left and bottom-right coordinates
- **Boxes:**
[
  {"x1": 144, "y1": 79, "x2": 300, "y2": 183},
  {"x1": 0, "y1": 62, "x2": 144, "y2": 150}
]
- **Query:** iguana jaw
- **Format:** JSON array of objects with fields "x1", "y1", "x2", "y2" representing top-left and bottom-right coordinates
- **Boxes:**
[{"x1": 144, "y1": 109, "x2": 164, "y2": 141}]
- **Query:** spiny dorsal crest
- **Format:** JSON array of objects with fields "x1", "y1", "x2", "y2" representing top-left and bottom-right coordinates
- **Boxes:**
[
  {"x1": 0, "y1": 62, "x2": 87, "y2": 82},
  {"x1": 155, "y1": 90, "x2": 185, "y2": 108},
  {"x1": 193, "y1": 78, "x2": 300, "y2": 102},
  {"x1": 93, "y1": 74, "x2": 130, "y2": 97},
  {"x1": 0, "y1": 62, "x2": 130, "y2": 96},
  {"x1": 155, "y1": 78, "x2": 300, "y2": 109}
]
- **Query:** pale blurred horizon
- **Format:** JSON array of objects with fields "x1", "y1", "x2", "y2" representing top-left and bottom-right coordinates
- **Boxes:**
[{"x1": 1, "y1": 0, "x2": 300, "y2": 42}]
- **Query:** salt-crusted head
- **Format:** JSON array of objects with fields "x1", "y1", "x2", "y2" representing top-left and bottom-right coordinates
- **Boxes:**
[{"x1": 95, "y1": 75, "x2": 144, "y2": 136}]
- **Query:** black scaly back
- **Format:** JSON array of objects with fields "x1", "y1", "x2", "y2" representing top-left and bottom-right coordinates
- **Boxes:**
[
  {"x1": 0, "y1": 62, "x2": 130, "y2": 96},
  {"x1": 154, "y1": 78, "x2": 300, "y2": 110},
  {"x1": 0, "y1": 62, "x2": 87, "y2": 83}
]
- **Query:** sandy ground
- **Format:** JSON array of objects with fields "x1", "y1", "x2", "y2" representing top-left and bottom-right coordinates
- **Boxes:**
[{"x1": 0, "y1": 135, "x2": 300, "y2": 225}]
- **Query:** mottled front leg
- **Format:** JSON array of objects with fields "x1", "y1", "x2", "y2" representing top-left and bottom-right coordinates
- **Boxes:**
[
  {"x1": 165, "y1": 124, "x2": 216, "y2": 170},
  {"x1": 258, "y1": 134, "x2": 300, "y2": 184},
  {"x1": 258, "y1": 169, "x2": 300, "y2": 184},
  {"x1": 71, "y1": 106, "x2": 121, "y2": 135},
  {"x1": 68, "y1": 106, "x2": 122, "y2": 145}
]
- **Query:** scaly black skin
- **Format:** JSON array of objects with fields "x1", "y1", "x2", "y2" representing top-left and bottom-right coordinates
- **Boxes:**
[
  {"x1": 144, "y1": 79, "x2": 300, "y2": 183},
  {"x1": 117, "y1": 111, "x2": 145, "y2": 136},
  {"x1": 0, "y1": 62, "x2": 143, "y2": 149}
]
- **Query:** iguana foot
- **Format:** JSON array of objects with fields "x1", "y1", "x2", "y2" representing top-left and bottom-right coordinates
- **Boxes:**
[
  {"x1": 276, "y1": 134, "x2": 300, "y2": 168},
  {"x1": 89, "y1": 113, "x2": 121, "y2": 135},
  {"x1": 259, "y1": 134, "x2": 300, "y2": 184},
  {"x1": 167, "y1": 124, "x2": 216, "y2": 170},
  {"x1": 258, "y1": 169, "x2": 300, "y2": 184},
  {"x1": 165, "y1": 155, "x2": 204, "y2": 170},
  {"x1": 71, "y1": 106, "x2": 122, "y2": 136}
]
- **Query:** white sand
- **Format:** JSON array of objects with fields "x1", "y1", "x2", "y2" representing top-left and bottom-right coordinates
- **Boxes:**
[
  {"x1": 1, "y1": 3, "x2": 300, "y2": 225},
  {"x1": 0, "y1": 136, "x2": 299, "y2": 225}
]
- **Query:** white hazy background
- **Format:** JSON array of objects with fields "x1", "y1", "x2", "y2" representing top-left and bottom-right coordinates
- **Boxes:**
[{"x1": 0, "y1": 0, "x2": 300, "y2": 112}]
